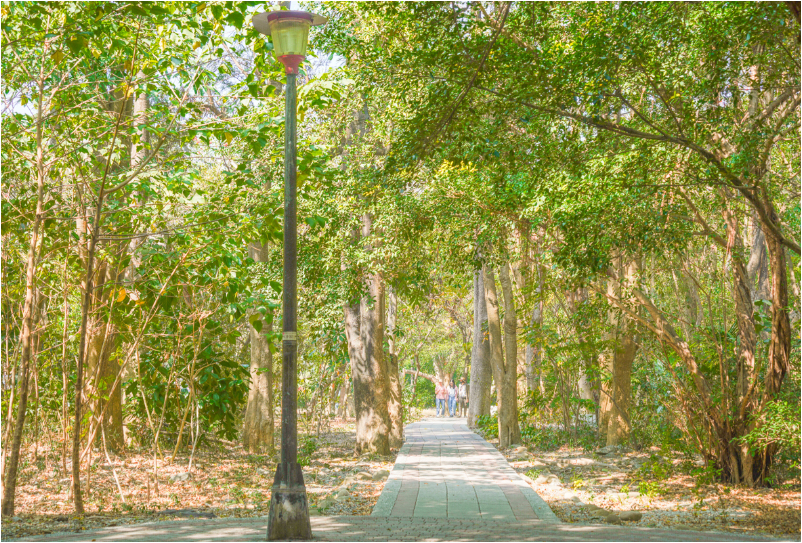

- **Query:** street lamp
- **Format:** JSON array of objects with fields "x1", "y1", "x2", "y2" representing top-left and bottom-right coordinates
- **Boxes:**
[{"x1": 252, "y1": 8, "x2": 326, "y2": 541}]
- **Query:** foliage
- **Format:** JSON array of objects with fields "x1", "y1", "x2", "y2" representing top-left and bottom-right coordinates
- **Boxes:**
[{"x1": 475, "y1": 414, "x2": 499, "y2": 439}]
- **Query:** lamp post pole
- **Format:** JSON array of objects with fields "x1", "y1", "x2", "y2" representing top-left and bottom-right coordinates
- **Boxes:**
[
  {"x1": 252, "y1": 9, "x2": 325, "y2": 541},
  {"x1": 267, "y1": 66, "x2": 310, "y2": 541}
]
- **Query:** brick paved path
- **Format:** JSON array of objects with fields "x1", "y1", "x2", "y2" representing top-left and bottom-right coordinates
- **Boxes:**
[
  {"x1": 12, "y1": 417, "x2": 781, "y2": 541},
  {"x1": 371, "y1": 417, "x2": 558, "y2": 522}
]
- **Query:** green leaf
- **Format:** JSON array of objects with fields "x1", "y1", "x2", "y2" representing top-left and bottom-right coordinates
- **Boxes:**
[
  {"x1": 247, "y1": 82, "x2": 259, "y2": 98},
  {"x1": 66, "y1": 35, "x2": 85, "y2": 55}
]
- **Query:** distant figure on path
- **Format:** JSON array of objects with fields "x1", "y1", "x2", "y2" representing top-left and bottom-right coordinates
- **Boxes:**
[
  {"x1": 435, "y1": 381, "x2": 448, "y2": 417},
  {"x1": 458, "y1": 377, "x2": 468, "y2": 417},
  {"x1": 447, "y1": 380, "x2": 457, "y2": 417}
]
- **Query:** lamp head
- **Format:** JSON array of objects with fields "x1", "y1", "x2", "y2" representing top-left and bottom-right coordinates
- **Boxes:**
[{"x1": 252, "y1": 10, "x2": 327, "y2": 74}]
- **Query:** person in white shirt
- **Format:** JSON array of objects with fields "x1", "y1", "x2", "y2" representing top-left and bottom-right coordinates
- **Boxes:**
[
  {"x1": 447, "y1": 380, "x2": 458, "y2": 417},
  {"x1": 458, "y1": 377, "x2": 469, "y2": 417}
]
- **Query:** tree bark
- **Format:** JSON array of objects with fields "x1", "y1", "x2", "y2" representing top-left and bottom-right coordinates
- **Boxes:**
[
  {"x1": 720, "y1": 204, "x2": 758, "y2": 405},
  {"x1": 243, "y1": 242, "x2": 274, "y2": 453},
  {"x1": 84, "y1": 261, "x2": 123, "y2": 452},
  {"x1": 358, "y1": 259, "x2": 390, "y2": 454},
  {"x1": 346, "y1": 298, "x2": 389, "y2": 454},
  {"x1": 468, "y1": 270, "x2": 492, "y2": 427},
  {"x1": 496, "y1": 264, "x2": 522, "y2": 447},
  {"x1": 606, "y1": 318, "x2": 637, "y2": 446},
  {"x1": 524, "y1": 259, "x2": 544, "y2": 394},
  {"x1": 336, "y1": 379, "x2": 349, "y2": 419},
  {"x1": 484, "y1": 265, "x2": 521, "y2": 448},
  {"x1": 763, "y1": 222, "x2": 791, "y2": 398},
  {"x1": 598, "y1": 278, "x2": 617, "y2": 437},
  {"x1": 121, "y1": 71, "x2": 149, "y2": 445},
  {"x1": 386, "y1": 288, "x2": 404, "y2": 449},
  {"x1": 344, "y1": 219, "x2": 391, "y2": 455},
  {"x1": 600, "y1": 258, "x2": 638, "y2": 445}
]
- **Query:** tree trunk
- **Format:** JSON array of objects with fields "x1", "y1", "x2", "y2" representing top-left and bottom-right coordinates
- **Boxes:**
[
  {"x1": 524, "y1": 260, "x2": 544, "y2": 394},
  {"x1": 358, "y1": 261, "x2": 390, "y2": 454},
  {"x1": 345, "y1": 284, "x2": 390, "y2": 454},
  {"x1": 336, "y1": 379, "x2": 349, "y2": 419},
  {"x1": 483, "y1": 265, "x2": 520, "y2": 448},
  {"x1": 122, "y1": 73, "x2": 149, "y2": 445},
  {"x1": 84, "y1": 261, "x2": 123, "y2": 452},
  {"x1": 598, "y1": 278, "x2": 617, "y2": 437},
  {"x1": 496, "y1": 264, "x2": 522, "y2": 447},
  {"x1": 243, "y1": 243, "x2": 274, "y2": 453},
  {"x1": 1, "y1": 81, "x2": 48, "y2": 513},
  {"x1": 763, "y1": 224, "x2": 791, "y2": 398},
  {"x1": 606, "y1": 319, "x2": 636, "y2": 446},
  {"x1": 386, "y1": 288, "x2": 404, "y2": 449},
  {"x1": 468, "y1": 270, "x2": 491, "y2": 427},
  {"x1": 600, "y1": 258, "x2": 638, "y2": 445}
]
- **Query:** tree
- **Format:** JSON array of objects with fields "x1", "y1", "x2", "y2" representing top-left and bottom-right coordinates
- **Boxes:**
[{"x1": 483, "y1": 265, "x2": 521, "y2": 448}]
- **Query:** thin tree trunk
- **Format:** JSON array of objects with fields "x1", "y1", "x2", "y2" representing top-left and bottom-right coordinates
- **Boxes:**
[
  {"x1": 336, "y1": 379, "x2": 348, "y2": 419},
  {"x1": 598, "y1": 276, "x2": 617, "y2": 438},
  {"x1": 763, "y1": 223, "x2": 791, "y2": 398},
  {"x1": 524, "y1": 259, "x2": 544, "y2": 394},
  {"x1": 497, "y1": 264, "x2": 522, "y2": 447},
  {"x1": 468, "y1": 270, "x2": 492, "y2": 427},
  {"x1": 61, "y1": 250, "x2": 71, "y2": 476},
  {"x1": 1, "y1": 52, "x2": 49, "y2": 515},
  {"x1": 386, "y1": 287, "x2": 404, "y2": 449},
  {"x1": 121, "y1": 73, "x2": 149, "y2": 445},
  {"x1": 71, "y1": 82, "x2": 133, "y2": 516}
]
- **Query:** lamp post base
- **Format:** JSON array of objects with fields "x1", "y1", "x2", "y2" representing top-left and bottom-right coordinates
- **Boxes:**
[{"x1": 267, "y1": 462, "x2": 311, "y2": 541}]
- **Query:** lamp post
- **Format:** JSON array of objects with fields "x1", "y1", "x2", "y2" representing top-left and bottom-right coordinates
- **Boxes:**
[{"x1": 252, "y1": 8, "x2": 326, "y2": 541}]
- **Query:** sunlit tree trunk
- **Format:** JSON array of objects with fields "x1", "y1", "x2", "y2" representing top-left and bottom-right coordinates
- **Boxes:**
[
  {"x1": 497, "y1": 264, "x2": 522, "y2": 447},
  {"x1": 358, "y1": 258, "x2": 390, "y2": 454},
  {"x1": 600, "y1": 257, "x2": 638, "y2": 446},
  {"x1": 243, "y1": 242, "x2": 274, "y2": 453},
  {"x1": 468, "y1": 270, "x2": 491, "y2": 427},
  {"x1": 121, "y1": 72, "x2": 149, "y2": 446},
  {"x1": 386, "y1": 287, "x2": 404, "y2": 448},
  {"x1": 483, "y1": 265, "x2": 520, "y2": 447},
  {"x1": 606, "y1": 319, "x2": 637, "y2": 446}
]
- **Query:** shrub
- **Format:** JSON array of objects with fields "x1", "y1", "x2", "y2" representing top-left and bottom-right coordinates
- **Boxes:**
[{"x1": 476, "y1": 414, "x2": 498, "y2": 438}]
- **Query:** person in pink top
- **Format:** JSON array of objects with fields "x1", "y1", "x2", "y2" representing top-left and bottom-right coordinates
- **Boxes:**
[{"x1": 435, "y1": 381, "x2": 448, "y2": 417}]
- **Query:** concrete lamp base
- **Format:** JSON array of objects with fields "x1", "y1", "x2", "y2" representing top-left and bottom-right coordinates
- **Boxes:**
[{"x1": 267, "y1": 462, "x2": 311, "y2": 540}]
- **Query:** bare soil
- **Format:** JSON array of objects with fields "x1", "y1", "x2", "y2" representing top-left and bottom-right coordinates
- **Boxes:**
[
  {"x1": 2, "y1": 420, "x2": 395, "y2": 540},
  {"x1": 491, "y1": 439, "x2": 801, "y2": 539}
]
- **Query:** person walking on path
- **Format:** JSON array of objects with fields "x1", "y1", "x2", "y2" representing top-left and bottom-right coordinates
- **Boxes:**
[
  {"x1": 435, "y1": 381, "x2": 448, "y2": 417},
  {"x1": 458, "y1": 377, "x2": 468, "y2": 417},
  {"x1": 447, "y1": 380, "x2": 458, "y2": 417}
]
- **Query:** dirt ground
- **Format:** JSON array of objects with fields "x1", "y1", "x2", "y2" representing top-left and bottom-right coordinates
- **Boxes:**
[
  {"x1": 1, "y1": 419, "x2": 395, "y2": 540},
  {"x1": 492, "y1": 439, "x2": 801, "y2": 539},
  {"x1": 4, "y1": 417, "x2": 799, "y2": 540}
]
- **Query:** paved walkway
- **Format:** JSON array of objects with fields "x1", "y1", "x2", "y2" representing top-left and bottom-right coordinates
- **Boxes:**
[
  {"x1": 371, "y1": 417, "x2": 558, "y2": 522},
  {"x1": 12, "y1": 417, "x2": 781, "y2": 541}
]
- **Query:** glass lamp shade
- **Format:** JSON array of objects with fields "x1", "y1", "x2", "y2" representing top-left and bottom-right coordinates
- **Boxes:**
[
  {"x1": 252, "y1": 10, "x2": 327, "y2": 74},
  {"x1": 268, "y1": 13, "x2": 311, "y2": 57}
]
